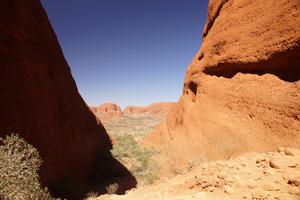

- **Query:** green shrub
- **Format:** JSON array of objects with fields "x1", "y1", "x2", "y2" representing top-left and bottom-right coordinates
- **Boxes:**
[
  {"x1": 111, "y1": 134, "x2": 160, "y2": 185},
  {"x1": 0, "y1": 134, "x2": 58, "y2": 200}
]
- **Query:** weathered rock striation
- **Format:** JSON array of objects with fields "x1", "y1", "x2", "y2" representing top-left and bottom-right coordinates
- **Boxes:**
[
  {"x1": 0, "y1": 0, "x2": 135, "y2": 198},
  {"x1": 145, "y1": 0, "x2": 300, "y2": 174}
]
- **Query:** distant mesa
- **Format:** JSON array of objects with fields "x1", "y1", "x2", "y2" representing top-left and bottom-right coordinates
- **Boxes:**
[
  {"x1": 90, "y1": 103, "x2": 123, "y2": 123},
  {"x1": 90, "y1": 102, "x2": 177, "y2": 122},
  {"x1": 94, "y1": 103, "x2": 122, "y2": 114},
  {"x1": 124, "y1": 102, "x2": 177, "y2": 117}
]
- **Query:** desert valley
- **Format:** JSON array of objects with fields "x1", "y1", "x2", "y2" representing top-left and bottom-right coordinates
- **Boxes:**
[{"x1": 0, "y1": 0, "x2": 299, "y2": 200}]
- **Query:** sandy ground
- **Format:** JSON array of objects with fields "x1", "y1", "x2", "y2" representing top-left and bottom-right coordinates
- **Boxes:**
[{"x1": 90, "y1": 147, "x2": 300, "y2": 200}]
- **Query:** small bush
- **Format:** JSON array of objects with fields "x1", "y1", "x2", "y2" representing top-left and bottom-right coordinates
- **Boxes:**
[
  {"x1": 84, "y1": 191, "x2": 99, "y2": 199},
  {"x1": 0, "y1": 134, "x2": 58, "y2": 200},
  {"x1": 105, "y1": 183, "x2": 119, "y2": 195}
]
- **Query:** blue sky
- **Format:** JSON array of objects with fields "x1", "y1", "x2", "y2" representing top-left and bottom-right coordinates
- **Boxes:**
[{"x1": 41, "y1": 0, "x2": 209, "y2": 108}]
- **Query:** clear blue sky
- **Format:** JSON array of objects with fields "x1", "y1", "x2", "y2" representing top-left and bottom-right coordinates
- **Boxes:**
[{"x1": 41, "y1": 0, "x2": 209, "y2": 108}]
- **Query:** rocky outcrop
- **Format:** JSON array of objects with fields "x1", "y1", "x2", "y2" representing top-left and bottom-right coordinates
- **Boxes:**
[
  {"x1": 124, "y1": 102, "x2": 176, "y2": 118},
  {"x1": 91, "y1": 103, "x2": 123, "y2": 122},
  {"x1": 93, "y1": 103, "x2": 123, "y2": 115},
  {"x1": 90, "y1": 147, "x2": 300, "y2": 200},
  {"x1": 0, "y1": 1, "x2": 135, "y2": 198},
  {"x1": 145, "y1": 0, "x2": 300, "y2": 174}
]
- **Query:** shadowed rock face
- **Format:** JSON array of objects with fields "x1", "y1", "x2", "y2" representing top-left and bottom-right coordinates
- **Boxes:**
[
  {"x1": 0, "y1": 0, "x2": 136, "y2": 198},
  {"x1": 145, "y1": 0, "x2": 300, "y2": 175}
]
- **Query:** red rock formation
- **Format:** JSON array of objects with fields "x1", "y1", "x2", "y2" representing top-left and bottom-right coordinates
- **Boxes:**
[
  {"x1": 124, "y1": 106, "x2": 147, "y2": 115},
  {"x1": 145, "y1": 0, "x2": 300, "y2": 174},
  {"x1": 124, "y1": 102, "x2": 176, "y2": 117},
  {"x1": 95, "y1": 103, "x2": 122, "y2": 114},
  {"x1": 0, "y1": 0, "x2": 135, "y2": 198},
  {"x1": 90, "y1": 103, "x2": 123, "y2": 122},
  {"x1": 96, "y1": 103, "x2": 122, "y2": 117}
]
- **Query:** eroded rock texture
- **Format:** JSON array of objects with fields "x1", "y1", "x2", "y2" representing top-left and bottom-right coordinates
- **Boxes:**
[
  {"x1": 0, "y1": 0, "x2": 135, "y2": 198},
  {"x1": 145, "y1": 0, "x2": 300, "y2": 174}
]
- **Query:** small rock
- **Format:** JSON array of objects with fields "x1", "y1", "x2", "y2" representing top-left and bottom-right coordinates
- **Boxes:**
[
  {"x1": 256, "y1": 157, "x2": 266, "y2": 164},
  {"x1": 284, "y1": 148, "x2": 300, "y2": 156},
  {"x1": 236, "y1": 165, "x2": 243, "y2": 170},
  {"x1": 251, "y1": 190, "x2": 267, "y2": 200},
  {"x1": 256, "y1": 157, "x2": 269, "y2": 168},
  {"x1": 288, "y1": 178, "x2": 300, "y2": 186},
  {"x1": 200, "y1": 177, "x2": 214, "y2": 188},
  {"x1": 239, "y1": 160, "x2": 247, "y2": 167},
  {"x1": 242, "y1": 193, "x2": 251, "y2": 199},
  {"x1": 245, "y1": 180, "x2": 257, "y2": 189},
  {"x1": 269, "y1": 156, "x2": 296, "y2": 169},
  {"x1": 263, "y1": 168, "x2": 275, "y2": 176},
  {"x1": 213, "y1": 179, "x2": 224, "y2": 188},
  {"x1": 207, "y1": 186, "x2": 215, "y2": 192},
  {"x1": 254, "y1": 174, "x2": 262, "y2": 181},
  {"x1": 278, "y1": 147, "x2": 285, "y2": 153},
  {"x1": 226, "y1": 161, "x2": 235, "y2": 168},
  {"x1": 275, "y1": 178, "x2": 283, "y2": 184},
  {"x1": 224, "y1": 185, "x2": 234, "y2": 194},
  {"x1": 262, "y1": 183, "x2": 280, "y2": 191},
  {"x1": 217, "y1": 170, "x2": 227, "y2": 179},
  {"x1": 287, "y1": 161, "x2": 297, "y2": 168},
  {"x1": 224, "y1": 177, "x2": 235, "y2": 185},
  {"x1": 216, "y1": 161, "x2": 225, "y2": 167},
  {"x1": 288, "y1": 187, "x2": 300, "y2": 195},
  {"x1": 270, "y1": 158, "x2": 281, "y2": 169}
]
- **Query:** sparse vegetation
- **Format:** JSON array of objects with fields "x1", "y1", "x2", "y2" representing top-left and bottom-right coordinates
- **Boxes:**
[
  {"x1": 105, "y1": 183, "x2": 119, "y2": 195},
  {"x1": 111, "y1": 134, "x2": 160, "y2": 185},
  {"x1": 103, "y1": 115, "x2": 161, "y2": 140},
  {"x1": 0, "y1": 134, "x2": 59, "y2": 200},
  {"x1": 103, "y1": 114, "x2": 162, "y2": 185},
  {"x1": 84, "y1": 191, "x2": 99, "y2": 199}
]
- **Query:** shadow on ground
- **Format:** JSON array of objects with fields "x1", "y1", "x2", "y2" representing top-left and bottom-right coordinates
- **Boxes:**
[{"x1": 48, "y1": 151, "x2": 137, "y2": 200}]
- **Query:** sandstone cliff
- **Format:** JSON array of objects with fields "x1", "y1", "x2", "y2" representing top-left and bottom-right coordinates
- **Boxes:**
[
  {"x1": 0, "y1": 0, "x2": 135, "y2": 198},
  {"x1": 145, "y1": 0, "x2": 300, "y2": 174},
  {"x1": 124, "y1": 102, "x2": 176, "y2": 118},
  {"x1": 91, "y1": 103, "x2": 123, "y2": 122}
]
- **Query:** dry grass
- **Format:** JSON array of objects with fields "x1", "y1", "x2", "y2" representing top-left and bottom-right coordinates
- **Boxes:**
[
  {"x1": 103, "y1": 114, "x2": 162, "y2": 186},
  {"x1": 0, "y1": 134, "x2": 60, "y2": 200},
  {"x1": 103, "y1": 114, "x2": 161, "y2": 140},
  {"x1": 111, "y1": 134, "x2": 160, "y2": 185}
]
